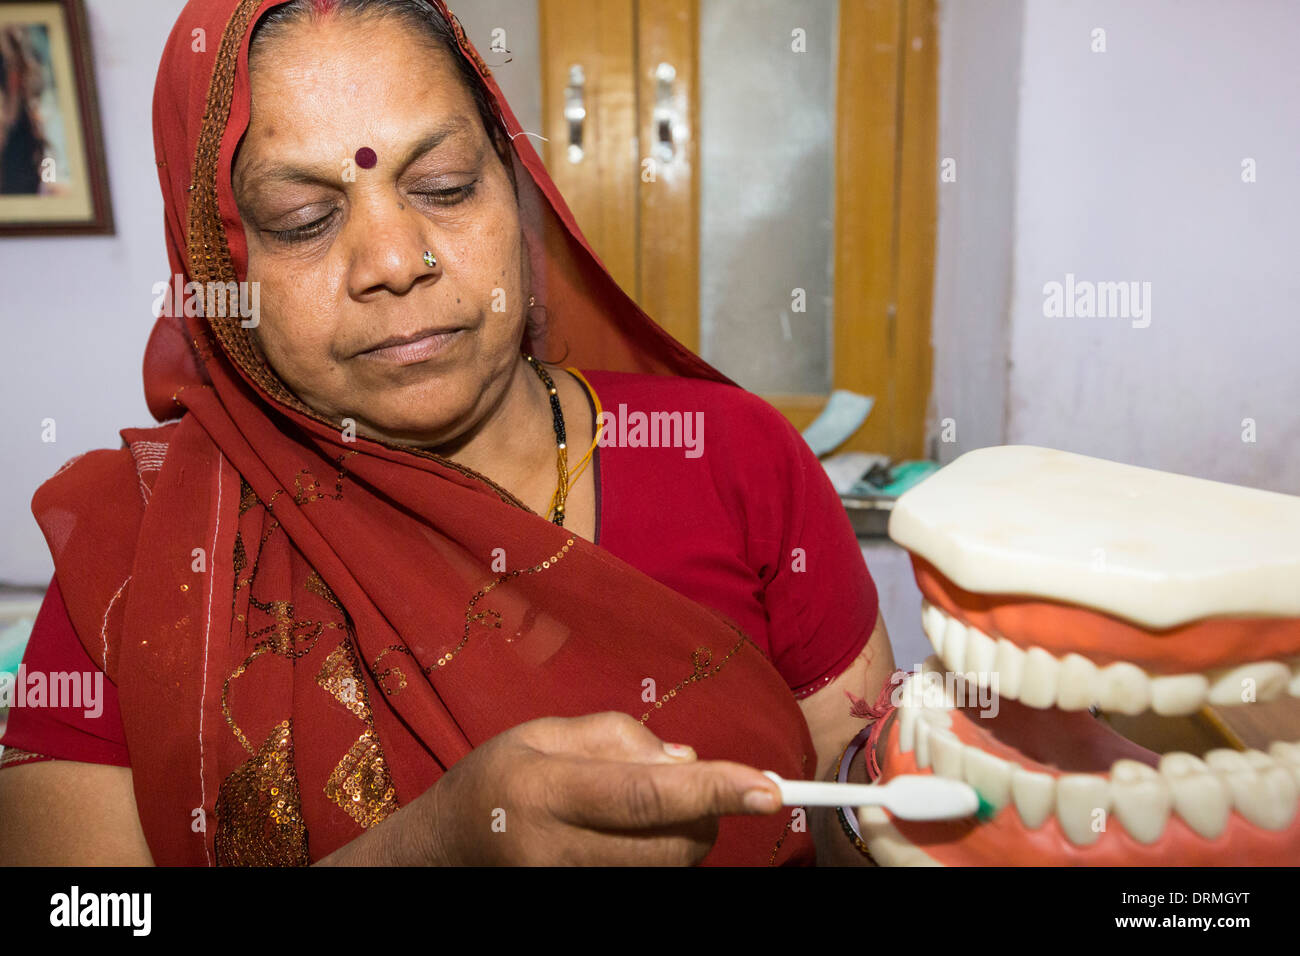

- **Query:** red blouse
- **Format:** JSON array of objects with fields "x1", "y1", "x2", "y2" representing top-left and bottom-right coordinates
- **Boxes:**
[{"x1": 0, "y1": 369, "x2": 879, "y2": 768}]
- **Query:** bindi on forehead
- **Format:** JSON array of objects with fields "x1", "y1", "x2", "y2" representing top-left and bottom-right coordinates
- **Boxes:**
[{"x1": 355, "y1": 147, "x2": 377, "y2": 169}]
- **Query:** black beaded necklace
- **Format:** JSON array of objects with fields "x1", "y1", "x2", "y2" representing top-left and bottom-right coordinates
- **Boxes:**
[{"x1": 523, "y1": 353, "x2": 569, "y2": 526}]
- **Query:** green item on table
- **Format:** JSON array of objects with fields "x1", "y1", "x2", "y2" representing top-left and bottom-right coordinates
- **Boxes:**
[{"x1": 848, "y1": 459, "x2": 940, "y2": 498}]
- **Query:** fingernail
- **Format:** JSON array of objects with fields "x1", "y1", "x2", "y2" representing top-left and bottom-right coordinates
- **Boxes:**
[
  {"x1": 744, "y1": 789, "x2": 778, "y2": 813},
  {"x1": 662, "y1": 742, "x2": 695, "y2": 759}
]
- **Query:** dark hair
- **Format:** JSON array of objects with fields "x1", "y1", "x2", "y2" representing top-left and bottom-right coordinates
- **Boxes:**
[{"x1": 249, "y1": 0, "x2": 505, "y2": 155}]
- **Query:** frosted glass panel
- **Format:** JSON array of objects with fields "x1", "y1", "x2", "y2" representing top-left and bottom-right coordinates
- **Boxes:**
[{"x1": 698, "y1": 0, "x2": 837, "y2": 394}]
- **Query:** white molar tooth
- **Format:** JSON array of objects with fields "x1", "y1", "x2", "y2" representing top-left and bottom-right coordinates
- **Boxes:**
[
  {"x1": 1248, "y1": 661, "x2": 1291, "y2": 702},
  {"x1": 1268, "y1": 742, "x2": 1300, "y2": 787},
  {"x1": 1150, "y1": 673, "x2": 1210, "y2": 716},
  {"x1": 1222, "y1": 767, "x2": 1298, "y2": 831},
  {"x1": 1204, "y1": 748, "x2": 1250, "y2": 774},
  {"x1": 1204, "y1": 748, "x2": 1297, "y2": 830},
  {"x1": 1057, "y1": 653, "x2": 1099, "y2": 711},
  {"x1": 1159, "y1": 751, "x2": 1211, "y2": 776},
  {"x1": 1257, "y1": 767, "x2": 1300, "y2": 829},
  {"x1": 930, "y1": 729, "x2": 964, "y2": 780},
  {"x1": 1289, "y1": 660, "x2": 1300, "y2": 697},
  {"x1": 964, "y1": 747, "x2": 1013, "y2": 812},
  {"x1": 1095, "y1": 661, "x2": 1151, "y2": 716},
  {"x1": 1159, "y1": 752, "x2": 1231, "y2": 839},
  {"x1": 1019, "y1": 646, "x2": 1061, "y2": 709},
  {"x1": 1109, "y1": 759, "x2": 1171, "y2": 844},
  {"x1": 1241, "y1": 748, "x2": 1277, "y2": 770},
  {"x1": 964, "y1": 622, "x2": 998, "y2": 677},
  {"x1": 1010, "y1": 768, "x2": 1055, "y2": 829},
  {"x1": 1268, "y1": 740, "x2": 1300, "y2": 763},
  {"x1": 1056, "y1": 774, "x2": 1111, "y2": 847},
  {"x1": 994, "y1": 638, "x2": 1025, "y2": 701},
  {"x1": 1207, "y1": 660, "x2": 1291, "y2": 706},
  {"x1": 941, "y1": 615, "x2": 968, "y2": 674}
]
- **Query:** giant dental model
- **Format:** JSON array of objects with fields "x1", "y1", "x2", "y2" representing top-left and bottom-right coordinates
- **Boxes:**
[{"x1": 859, "y1": 445, "x2": 1300, "y2": 865}]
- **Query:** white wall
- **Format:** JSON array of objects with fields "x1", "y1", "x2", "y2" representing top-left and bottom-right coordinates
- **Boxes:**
[
  {"x1": 931, "y1": 0, "x2": 1300, "y2": 495},
  {"x1": 1005, "y1": 0, "x2": 1300, "y2": 494},
  {"x1": 455, "y1": 0, "x2": 542, "y2": 160},
  {"x1": 927, "y1": 0, "x2": 1023, "y2": 465},
  {"x1": 0, "y1": 0, "x2": 183, "y2": 587}
]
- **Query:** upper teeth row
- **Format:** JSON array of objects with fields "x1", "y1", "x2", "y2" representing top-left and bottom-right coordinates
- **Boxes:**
[
  {"x1": 921, "y1": 600, "x2": 1300, "y2": 715},
  {"x1": 896, "y1": 667, "x2": 1300, "y2": 845}
]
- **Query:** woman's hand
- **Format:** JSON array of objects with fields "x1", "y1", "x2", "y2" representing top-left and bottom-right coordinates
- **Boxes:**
[{"x1": 425, "y1": 711, "x2": 783, "y2": 866}]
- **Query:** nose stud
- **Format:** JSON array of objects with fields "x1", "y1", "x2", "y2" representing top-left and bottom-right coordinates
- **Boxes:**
[{"x1": 423, "y1": 251, "x2": 437, "y2": 268}]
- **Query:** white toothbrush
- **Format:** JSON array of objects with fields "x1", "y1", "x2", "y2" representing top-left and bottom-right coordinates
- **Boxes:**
[{"x1": 762, "y1": 771, "x2": 979, "y2": 821}]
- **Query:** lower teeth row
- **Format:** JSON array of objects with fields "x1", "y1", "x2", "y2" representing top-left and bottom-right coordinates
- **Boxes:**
[{"x1": 897, "y1": 665, "x2": 1300, "y2": 845}]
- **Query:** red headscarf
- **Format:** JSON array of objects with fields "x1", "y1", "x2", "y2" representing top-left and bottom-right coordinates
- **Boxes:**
[{"x1": 33, "y1": 0, "x2": 816, "y2": 865}]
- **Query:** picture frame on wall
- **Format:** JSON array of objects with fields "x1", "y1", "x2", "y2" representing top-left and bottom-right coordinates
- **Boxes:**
[{"x1": 0, "y1": 0, "x2": 113, "y2": 235}]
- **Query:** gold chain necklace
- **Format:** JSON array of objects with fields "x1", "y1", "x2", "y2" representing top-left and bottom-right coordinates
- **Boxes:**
[{"x1": 524, "y1": 353, "x2": 571, "y2": 526}]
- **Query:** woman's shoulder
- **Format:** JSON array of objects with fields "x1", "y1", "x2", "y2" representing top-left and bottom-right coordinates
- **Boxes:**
[
  {"x1": 576, "y1": 369, "x2": 800, "y2": 452},
  {"x1": 577, "y1": 367, "x2": 766, "y2": 406},
  {"x1": 35, "y1": 420, "x2": 183, "y2": 519},
  {"x1": 30, "y1": 419, "x2": 185, "y2": 685}
]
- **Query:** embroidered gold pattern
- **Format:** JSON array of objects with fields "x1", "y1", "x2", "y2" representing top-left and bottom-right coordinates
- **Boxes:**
[
  {"x1": 306, "y1": 569, "x2": 343, "y2": 612},
  {"x1": 238, "y1": 477, "x2": 259, "y2": 515},
  {"x1": 366, "y1": 537, "x2": 577, "y2": 678},
  {"x1": 316, "y1": 636, "x2": 397, "y2": 827},
  {"x1": 325, "y1": 730, "x2": 398, "y2": 829},
  {"x1": 371, "y1": 646, "x2": 410, "y2": 697},
  {"x1": 260, "y1": 454, "x2": 355, "y2": 515},
  {"x1": 214, "y1": 719, "x2": 310, "y2": 866},
  {"x1": 222, "y1": 645, "x2": 272, "y2": 754},
  {"x1": 768, "y1": 718, "x2": 812, "y2": 864},
  {"x1": 317, "y1": 641, "x2": 371, "y2": 722},
  {"x1": 768, "y1": 815, "x2": 796, "y2": 866},
  {"x1": 246, "y1": 594, "x2": 338, "y2": 659},
  {"x1": 230, "y1": 454, "x2": 405, "y2": 838},
  {"x1": 638, "y1": 631, "x2": 749, "y2": 725}
]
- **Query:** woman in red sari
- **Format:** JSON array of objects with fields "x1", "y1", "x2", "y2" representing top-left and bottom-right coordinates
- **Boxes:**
[{"x1": 0, "y1": 0, "x2": 894, "y2": 865}]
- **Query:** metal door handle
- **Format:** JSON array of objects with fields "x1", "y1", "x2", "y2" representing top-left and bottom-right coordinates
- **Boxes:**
[
  {"x1": 565, "y1": 64, "x2": 586, "y2": 163},
  {"x1": 653, "y1": 62, "x2": 677, "y2": 163}
]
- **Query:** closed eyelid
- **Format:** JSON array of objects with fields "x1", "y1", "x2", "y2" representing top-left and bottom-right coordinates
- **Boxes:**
[{"x1": 234, "y1": 122, "x2": 486, "y2": 196}]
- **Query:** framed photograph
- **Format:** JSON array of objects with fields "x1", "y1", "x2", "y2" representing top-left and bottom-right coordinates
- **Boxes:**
[{"x1": 0, "y1": 0, "x2": 112, "y2": 235}]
